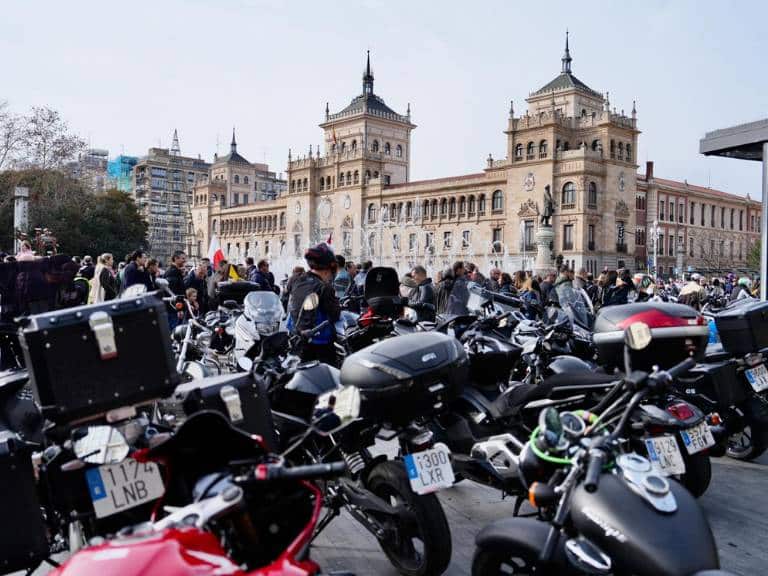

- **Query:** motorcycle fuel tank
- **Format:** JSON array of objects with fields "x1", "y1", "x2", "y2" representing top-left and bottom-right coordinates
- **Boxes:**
[{"x1": 570, "y1": 473, "x2": 719, "y2": 576}]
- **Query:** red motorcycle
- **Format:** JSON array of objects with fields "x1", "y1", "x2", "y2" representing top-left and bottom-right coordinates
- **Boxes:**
[{"x1": 50, "y1": 411, "x2": 349, "y2": 576}]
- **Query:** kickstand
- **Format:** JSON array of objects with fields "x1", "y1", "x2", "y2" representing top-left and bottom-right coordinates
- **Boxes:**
[
  {"x1": 311, "y1": 507, "x2": 340, "y2": 543},
  {"x1": 513, "y1": 496, "x2": 524, "y2": 517}
]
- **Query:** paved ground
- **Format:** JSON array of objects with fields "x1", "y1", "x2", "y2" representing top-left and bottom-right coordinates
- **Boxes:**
[
  {"x1": 26, "y1": 453, "x2": 767, "y2": 575},
  {"x1": 313, "y1": 452, "x2": 768, "y2": 575}
]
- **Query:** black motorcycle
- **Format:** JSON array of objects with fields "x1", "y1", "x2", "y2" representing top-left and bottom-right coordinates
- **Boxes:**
[{"x1": 472, "y1": 321, "x2": 733, "y2": 575}]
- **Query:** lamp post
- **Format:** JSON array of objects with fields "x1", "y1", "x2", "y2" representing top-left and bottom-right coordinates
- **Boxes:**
[{"x1": 649, "y1": 219, "x2": 661, "y2": 277}]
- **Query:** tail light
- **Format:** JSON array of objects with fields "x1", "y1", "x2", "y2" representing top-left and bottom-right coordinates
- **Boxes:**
[
  {"x1": 216, "y1": 327, "x2": 224, "y2": 335},
  {"x1": 175, "y1": 302, "x2": 184, "y2": 311},
  {"x1": 666, "y1": 402, "x2": 695, "y2": 421}
]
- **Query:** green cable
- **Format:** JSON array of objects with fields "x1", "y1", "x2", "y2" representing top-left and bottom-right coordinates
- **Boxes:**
[{"x1": 528, "y1": 426, "x2": 574, "y2": 465}]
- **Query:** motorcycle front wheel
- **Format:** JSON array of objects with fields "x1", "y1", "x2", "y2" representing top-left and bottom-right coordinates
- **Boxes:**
[{"x1": 366, "y1": 460, "x2": 452, "y2": 576}]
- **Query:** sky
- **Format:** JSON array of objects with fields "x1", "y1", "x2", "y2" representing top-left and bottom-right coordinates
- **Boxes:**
[{"x1": 1, "y1": 0, "x2": 766, "y2": 197}]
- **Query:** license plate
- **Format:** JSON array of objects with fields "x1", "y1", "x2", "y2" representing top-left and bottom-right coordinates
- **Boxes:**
[
  {"x1": 403, "y1": 443, "x2": 454, "y2": 495},
  {"x1": 745, "y1": 364, "x2": 768, "y2": 393},
  {"x1": 85, "y1": 460, "x2": 165, "y2": 519},
  {"x1": 644, "y1": 435, "x2": 686, "y2": 476},
  {"x1": 680, "y1": 421, "x2": 716, "y2": 455}
]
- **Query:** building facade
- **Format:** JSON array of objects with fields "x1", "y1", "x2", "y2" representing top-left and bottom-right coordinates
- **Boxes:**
[
  {"x1": 190, "y1": 131, "x2": 287, "y2": 262},
  {"x1": 190, "y1": 41, "x2": 760, "y2": 278},
  {"x1": 67, "y1": 148, "x2": 109, "y2": 194},
  {"x1": 133, "y1": 131, "x2": 210, "y2": 264},
  {"x1": 635, "y1": 163, "x2": 761, "y2": 276}
]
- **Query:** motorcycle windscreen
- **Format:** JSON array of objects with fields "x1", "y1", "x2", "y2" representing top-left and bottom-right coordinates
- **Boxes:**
[{"x1": 555, "y1": 283, "x2": 594, "y2": 330}]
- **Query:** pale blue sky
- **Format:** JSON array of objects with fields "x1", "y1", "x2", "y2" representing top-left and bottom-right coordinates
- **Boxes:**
[{"x1": 1, "y1": 0, "x2": 765, "y2": 196}]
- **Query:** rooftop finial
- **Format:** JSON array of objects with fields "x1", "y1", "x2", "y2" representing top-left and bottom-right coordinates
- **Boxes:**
[
  {"x1": 230, "y1": 126, "x2": 237, "y2": 152},
  {"x1": 632, "y1": 100, "x2": 637, "y2": 118},
  {"x1": 561, "y1": 29, "x2": 572, "y2": 74},
  {"x1": 407, "y1": 102, "x2": 411, "y2": 117},
  {"x1": 325, "y1": 102, "x2": 329, "y2": 119},
  {"x1": 363, "y1": 50, "x2": 374, "y2": 95},
  {"x1": 509, "y1": 100, "x2": 514, "y2": 118}
]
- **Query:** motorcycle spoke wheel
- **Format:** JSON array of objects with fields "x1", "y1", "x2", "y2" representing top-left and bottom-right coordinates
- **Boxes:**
[{"x1": 727, "y1": 427, "x2": 754, "y2": 459}]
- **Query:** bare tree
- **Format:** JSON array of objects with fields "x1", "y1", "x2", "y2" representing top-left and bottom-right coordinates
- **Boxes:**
[
  {"x1": 22, "y1": 106, "x2": 85, "y2": 170},
  {"x1": 0, "y1": 101, "x2": 27, "y2": 171},
  {"x1": 697, "y1": 238, "x2": 728, "y2": 272}
]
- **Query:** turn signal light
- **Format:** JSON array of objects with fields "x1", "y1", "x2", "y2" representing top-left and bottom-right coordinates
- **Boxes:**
[
  {"x1": 528, "y1": 482, "x2": 556, "y2": 508},
  {"x1": 175, "y1": 302, "x2": 184, "y2": 310},
  {"x1": 709, "y1": 413, "x2": 722, "y2": 426}
]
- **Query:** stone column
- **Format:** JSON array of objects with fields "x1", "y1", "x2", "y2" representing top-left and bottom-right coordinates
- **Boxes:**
[{"x1": 534, "y1": 226, "x2": 556, "y2": 276}]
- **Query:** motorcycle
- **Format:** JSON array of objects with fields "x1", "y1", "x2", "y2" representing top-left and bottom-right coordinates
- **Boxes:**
[
  {"x1": 471, "y1": 321, "x2": 734, "y2": 576},
  {"x1": 234, "y1": 290, "x2": 284, "y2": 363},
  {"x1": 49, "y1": 402, "x2": 357, "y2": 576}
]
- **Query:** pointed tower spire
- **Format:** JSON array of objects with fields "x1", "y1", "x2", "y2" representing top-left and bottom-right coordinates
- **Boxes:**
[
  {"x1": 230, "y1": 126, "x2": 237, "y2": 153},
  {"x1": 171, "y1": 129, "x2": 180, "y2": 156},
  {"x1": 561, "y1": 29, "x2": 572, "y2": 74},
  {"x1": 325, "y1": 102, "x2": 330, "y2": 120},
  {"x1": 631, "y1": 100, "x2": 637, "y2": 119},
  {"x1": 362, "y1": 50, "x2": 374, "y2": 96}
]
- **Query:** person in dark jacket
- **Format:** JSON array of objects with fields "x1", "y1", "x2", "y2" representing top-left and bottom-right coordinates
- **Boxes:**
[
  {"x1": 163, "y1": 251, "x2": 186, "y2": 329},
  {"x1": 434, "y1": 267, "x2": 454, "y2": 315},
  {"x1": 408, "y1": 265, "x2": 436, "y2": 321},
  {"x1": 603, "y1": 270, "x2": 633, "y2": 306},
  {"x1": 250, "y1": 259, "x2": 277, "y2": 293},
  {"x1": 78, "y1": 255, "x2": 95, "y2": 280},
  {"x1": 122, "y1": 250, "x2": 150, "y2": 291},
  {"x1": 282, "y1": 265, "x2": 305, "y2": 310},
  {"x1": 286, "y1": 244, "x2": 341, "y2": 365}
]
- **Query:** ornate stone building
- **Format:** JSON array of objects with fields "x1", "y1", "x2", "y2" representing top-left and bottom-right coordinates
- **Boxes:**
[{"x1": 190, "y1": 38, "x2": 760, "y2": 278}]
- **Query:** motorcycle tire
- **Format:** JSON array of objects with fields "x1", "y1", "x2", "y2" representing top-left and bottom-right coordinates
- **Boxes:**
[
  {"x1": 726, "y1": 398, "x2": 768, "y2": 461},
  {"x1": 366, "y1": 460, "x2": 452, "y2": 576},
  {"x1": 471, "y1": 547, "x2": 539, "y2": 576},
  {"x1": 680, "y1": 450, "x2": 712, "y2": 498}
]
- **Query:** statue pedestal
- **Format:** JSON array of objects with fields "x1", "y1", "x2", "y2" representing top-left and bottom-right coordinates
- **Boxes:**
[{"x1": 534, "y1": 226, "x2": 556, "y2": 277}]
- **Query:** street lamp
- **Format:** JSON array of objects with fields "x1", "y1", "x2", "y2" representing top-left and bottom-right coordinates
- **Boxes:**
[{"x1": 649, "y1": 219, "x2": 661, "y2": 276}]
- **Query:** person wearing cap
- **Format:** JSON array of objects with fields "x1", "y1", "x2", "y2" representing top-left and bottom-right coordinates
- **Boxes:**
[{"x1": 286, "y1": 243, "x2": 341, "y2": 365}]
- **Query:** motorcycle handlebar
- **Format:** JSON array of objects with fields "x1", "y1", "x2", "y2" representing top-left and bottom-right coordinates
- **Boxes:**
[
  {"x1": 299, "y1": 320, "x2": 330, "y2": 340},
  {"x1": 583, "y1": 449, "x2": 605, "y2": 493},
  {"x1": 649, "y1": 356, "x2": 697, "y2": 387},
  {"x1": 254, "y1": 461, "x2": 347, "y2": 482}
]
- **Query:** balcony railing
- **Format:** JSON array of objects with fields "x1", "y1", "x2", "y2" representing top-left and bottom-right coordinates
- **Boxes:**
[
  {"x1": 616, "y1": 243, "x2": 628, "y2": 253},
  {"x1": 520, "y1": 243, "x2": 537, "y2": 252}
]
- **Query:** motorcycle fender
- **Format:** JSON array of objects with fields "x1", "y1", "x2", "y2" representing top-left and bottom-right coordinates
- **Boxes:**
[
  {"x1": 361, "y1": 454, "x2": 389, "y2": 485},
  {"x1": 475, "y1": 517, "x2": 570, "y2": 568}
]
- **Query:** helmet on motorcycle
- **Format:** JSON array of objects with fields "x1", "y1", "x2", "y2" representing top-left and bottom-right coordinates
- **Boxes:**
[
  {"x1": 304, "y1": 242, "x2": 336, "y2": 270},
  {"x1": 738, "y1": 277, "x2": 752, "y2": 288},
  {"x1": 691, "y1": 273, "x2": 701, "y2": 282}
]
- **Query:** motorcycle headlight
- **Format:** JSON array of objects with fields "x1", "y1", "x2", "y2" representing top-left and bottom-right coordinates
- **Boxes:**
[{"x1": 255, "y1": 321, "x2": 280, "y2": 335}]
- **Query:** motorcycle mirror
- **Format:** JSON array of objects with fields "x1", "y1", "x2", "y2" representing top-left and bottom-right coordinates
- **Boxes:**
[
  {"x1": 538, "y1": 407, "x2": 564, "y2": 448},
  {"x1": 302, "y1": 293, "x2": 320, "y2": 312},
  {"x1": 312, "y1": 385, "x2": 361, "y2": 436},
  {"x1": 625, "y1": 321, "x2": 652, "y2": 351},
  {"x1": 72, "y1": 425, "x2": 129, "y2": 465},
  {"x1": 237, "y1": 356, "x2": 253, "y2": 373}
]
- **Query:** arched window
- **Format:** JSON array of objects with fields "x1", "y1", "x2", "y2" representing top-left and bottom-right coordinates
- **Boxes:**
[
  {"x1": 468, "y1": 195, "x2": 476, "y2": 215},
  {"x1": 492, "y1": 190, "x2": 504, "y2": 212},
  {"x1": 346, "y1": 172, "x2": 351, "y2": 186},
  {"x1": 514, "y1": 143, "x2": 523, "y2": 160},
  {"x1": 406, "y1": 201, "x2": 413, "y2": 220},
  {"x1": 319, "y1": 177, "x2": 325, "y2": 191},
  {"x1": 367, "y1": 203, "x2": 377, "y2": 223},
  {"x1": 396, "y1": 144, "x2": 403, "y2": 157},
  {"x1": 618, "y1": 142, "x2": 624, "y2": 160},
  {"x1": 610, "y1": 140, "x2": 616, "y2": 159},
  {"x1": 372, "y1": 140, "x2": 379, "y2": 152},
  {"x1": 562, "y1": 182, "x2": 575, "y2": 206},
  {"x1": 526, "y1": 142, "x2": 535, "y2": 159},
  {"x1": 384, "y1": 142, "x2": 391, "y2": 155},
  {"x1": 478, "y1": 194, "x2": 486, "y2": 214},
  {"x1": 440, "y1": 198, "x2": 447, "y2": 217},
  {"x1": 351, "y1": 139, "x2": 357, "y2": 152},
  {"x1": 562, "y1": 141, "x2": 570, "y2": 151},
  {"x1": 392, "y1": 203, "x2": 399, "y2": 222},
  {"x1": 449, "y1": 198, "x2": 456, "y2": 217},
  {"x1": 244, "y1": 176, "x2": 249, "y2": 184},
  {"x1": 234, "y1": 175, "x2": 240, "y2": 184},
  {"x1": 365, "y1": 170, "x2": 371, "y2": 183},
  {"x1": 353, "y1": 170, "x2": 359, "y2": 184},
  {"x1": 340, "y1": 141, "x2": 346, "y2": 153},
  {"x1": 373, "y1": 171, "x2": 379, "y2": 179},
  {"x1": 212, "y1": 219, "x2": 218, "y2": 233},
  {"x1": 581, "y1": 109, "x2": 587, "y2": 117},
  {"x1": 539, "y1": 140, "x2": 548, "y2": 158},
  {"x1": 459, "y1": 196, "x2": 466, "y2": 214},
  {"x1": 290, "y1": 180, "x2": 295, "y2": 193},
  {"x1": 303, "y1": 178, "x2": 308, "y2": 190},
  {"x1": 430, "y1": 199, "x2": 438, "y2": 219},
  {"x1": 625, "y1": 143, "x2": 632, "y2": 162},
  {"x1": 591, "y1": 139, "x2": 600, "y2": 151},
  {"x1": 280, "y1": 212, "x2": 286, "y2": 229},
  {"x1": 588, "y1": 182, "x2": 598, "y2": 207},
  {"x1": 382, "y1": 204, "x2": 389, "y2": 223}
]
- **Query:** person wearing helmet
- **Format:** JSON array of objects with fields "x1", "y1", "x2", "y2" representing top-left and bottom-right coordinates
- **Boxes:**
[
  {"x1": 730, "y1": 277, "x2": 753, "y2": 302},
  {"x1": 286, "y1": 243, "x2": 341, "y2": 365},
  {"x1": 678, "y1": 273, "x2": 706, "y2": 310}
]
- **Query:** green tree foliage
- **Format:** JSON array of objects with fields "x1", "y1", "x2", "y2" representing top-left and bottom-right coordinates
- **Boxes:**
[
  {"x1": 747, "y1": 241, "x2": 761, "y2": 271},
  {"x1": 0, "y1": 169, "x2": 147, "y2": 257}
]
